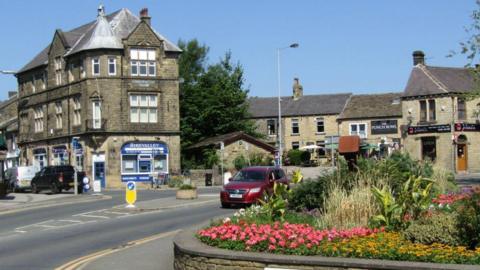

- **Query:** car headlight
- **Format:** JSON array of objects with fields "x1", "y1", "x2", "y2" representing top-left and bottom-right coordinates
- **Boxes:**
[{"x1": 249, "y1": 187, "x2": 261, "y2": 193}]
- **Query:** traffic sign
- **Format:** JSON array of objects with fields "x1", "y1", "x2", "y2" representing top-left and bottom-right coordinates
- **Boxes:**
[{"x1": 125, "y1": 181, "x2": 137, "y2": 207}]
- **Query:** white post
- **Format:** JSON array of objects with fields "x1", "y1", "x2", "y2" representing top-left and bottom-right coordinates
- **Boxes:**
[{"x1": 73, "y1": 142, "x2": 78, "y2": 195}]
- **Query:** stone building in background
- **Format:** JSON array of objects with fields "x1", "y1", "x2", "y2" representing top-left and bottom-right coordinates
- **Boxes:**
[
  {"x1": 0, "y1": 91, "x2": 19, "y2": 170},
  {"x1": 248, "y1": 78, "x2": 351, "y2": 164},
  {"x1": 15, "y1": 6, "x2": 181, "y2": 188},
  {"x1": 402, "y1": 50, "x2": 480, "y2": 173},
  {"x1": 337, "y1": 92, "x2": 403, "y2": 157}
]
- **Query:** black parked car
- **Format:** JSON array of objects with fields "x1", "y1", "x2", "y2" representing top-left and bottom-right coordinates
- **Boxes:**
[{"x1": 31, "y1": 165, "x2": 85, "y2": 194}]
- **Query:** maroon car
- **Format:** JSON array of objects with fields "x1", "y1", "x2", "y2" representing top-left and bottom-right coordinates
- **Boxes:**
[{"x1": 220, "y1": 166, "x2": 289, "y2": 208}]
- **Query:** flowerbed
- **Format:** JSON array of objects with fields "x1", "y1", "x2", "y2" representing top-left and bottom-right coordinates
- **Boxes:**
[{"x1": 197, "y1": 221, "x2": 480, "y2": 264}]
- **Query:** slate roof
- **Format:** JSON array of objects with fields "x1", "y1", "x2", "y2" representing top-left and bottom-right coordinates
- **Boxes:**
[
  {"x1": 403, "y1": 65, "x2": 476, "y2": 98},
  {"x1": 188, "y1": 131, "x2": 276, "y2": 153},
  {"x1": 337, "y1": 93, "x2": 402, "y2": 120},
  {"x1": 18, "y1": 8, "x2": 181, "y2": 74},
  {"x1": 248, "y1": 93, "x2": 352, "y2": 118}
]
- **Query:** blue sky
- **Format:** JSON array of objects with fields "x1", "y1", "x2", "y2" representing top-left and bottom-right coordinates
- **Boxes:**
[{"x1": 0, "y1": 1, "x2": 477, "y2": 100}]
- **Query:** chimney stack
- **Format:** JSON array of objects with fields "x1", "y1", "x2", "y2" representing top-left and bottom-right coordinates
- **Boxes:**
[
  {"x1": 293, "y1": 78, "x2": 303, "y2": 100},
  {"x1": 8, "y1": 91, "x2": 17, "y2": 99},
  {"x1": 140, "y1": 8, "x2": 151, "y2": 26},
  {"x1": 413, "y1": 50, "x2": 425, "y2": 66}
]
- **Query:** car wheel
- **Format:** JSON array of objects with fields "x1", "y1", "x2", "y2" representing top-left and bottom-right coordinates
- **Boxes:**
[
  {"x1": 221, "y1": 202, "x2": 230, "y2": 208},
  {"x1": 51, "y1": 183, "x2": 59, "y2": 194},
  {"x1": 31, "y1": 183, "x2": 39, "y2": 194}
]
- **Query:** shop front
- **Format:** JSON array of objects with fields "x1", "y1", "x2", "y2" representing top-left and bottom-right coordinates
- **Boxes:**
[
  {"x1": 33, "y1": 148, "x2": 47, "y2": 170},
  {"x1": 121, "y1": 141, "x2": 169, "y2": 182},
  {"x1": 52, "y1": 145, "x2": 68, "y2": 165}
]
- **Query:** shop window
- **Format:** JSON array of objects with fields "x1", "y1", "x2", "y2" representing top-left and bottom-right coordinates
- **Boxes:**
[
  {"x1": 153, "y1": 155, "x2": 167, "y2": 172},
  {"x1": 458, "y1": 98, "x2": 466, "y2": 120},
  {"x1": 267, "y1": 119, "x2": 276, "y2": 135},
  {"x1": 75, "y1": 154, "x2": 84, "y2": 172},
  {"x1": 291, "y1": 119, "x2": 299, "y2": 135},
  {"x1": 316, "y1": 117, "x2": 324, "y2": 133},
  {"x1": 122, "y1": 155, "x2": 138, "y2": 173},
  {"x1": 421, "y1": 137, "x2": 436, "y2": 162}
]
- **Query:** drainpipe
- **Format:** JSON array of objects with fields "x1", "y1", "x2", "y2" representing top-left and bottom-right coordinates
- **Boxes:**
[{"x1": 451, "y1": 96, "x2": 456, "y2": 173}]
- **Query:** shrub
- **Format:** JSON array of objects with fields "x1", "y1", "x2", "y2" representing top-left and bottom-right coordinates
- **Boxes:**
[
  {"x1": 179, "y1": 184, "x2": 196, "y2": 190},
  {"x1": 287, "y1": 149, "x2": 303, "y2": 165},
  {"x1": 300, "y1": 151, "x2": 311, "y2": 163},
  {"x1": 455, "y1": 186, "x2": 480, "y2": 249},
  {"x1": 233, "y1": 155, "x2": 248, "y2": 170},
  {"x1": 289, "y1": 177, "x2": 329, "y2": 211},
  {"x1": 168, "y1": 175, "x2": 184, "y2": 188},
  {"x1": 402, "y1": 212, "x2": 461, "y2": 246}
]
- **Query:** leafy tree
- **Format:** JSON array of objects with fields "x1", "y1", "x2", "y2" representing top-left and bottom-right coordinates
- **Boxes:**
[{"x1": 178, "y1": 39, "x2": 258, "y2": 166}]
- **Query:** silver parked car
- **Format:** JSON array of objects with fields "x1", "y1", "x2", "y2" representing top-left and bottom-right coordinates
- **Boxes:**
[{"x1": 5, "y1": 166, "x2": 38, "y2": 192}]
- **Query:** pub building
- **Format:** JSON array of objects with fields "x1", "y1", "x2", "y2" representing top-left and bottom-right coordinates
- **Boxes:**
[
  {"x1": 402, "y1": 50, "x2": 480, "y2": 173},
  {"x1": 337, "y1": 93, "x2": 403, "y2": 157}
]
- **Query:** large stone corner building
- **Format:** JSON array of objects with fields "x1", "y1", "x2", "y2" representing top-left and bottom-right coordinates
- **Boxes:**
[{"x1": 15, "y1": 6, "x2": 181, "y2": 188}]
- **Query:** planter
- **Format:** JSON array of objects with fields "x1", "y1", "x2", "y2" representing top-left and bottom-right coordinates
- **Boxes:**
[
  {"x1": 176, "y1": 189, "x2": 198, "y2": 200},
  {"x1": 173, "y1": 227, "x2": 478, "y2": 270}
]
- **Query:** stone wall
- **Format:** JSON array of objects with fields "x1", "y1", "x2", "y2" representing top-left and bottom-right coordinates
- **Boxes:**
[{"x1": 173, "y1": 228, "x2": 475, "y2": 270}]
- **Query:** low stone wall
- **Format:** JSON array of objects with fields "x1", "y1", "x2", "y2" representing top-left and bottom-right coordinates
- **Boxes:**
[
  {"x1": 189, "y1": 169, "x2": 221, "y2": 187},
  {"x1": 173, "y1": 227, "x2": 477, "y2": 270}
]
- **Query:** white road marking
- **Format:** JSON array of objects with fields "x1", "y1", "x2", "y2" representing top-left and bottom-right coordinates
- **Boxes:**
[
  {"x1": 58, "y1": 219, "x2": 83, "y2": 223},
  {"x1": 75, "y1": 214, "x2": 110, "y2": 219}
]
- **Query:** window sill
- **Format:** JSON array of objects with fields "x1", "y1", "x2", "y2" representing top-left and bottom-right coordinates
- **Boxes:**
[
  {"x1": 315, "y1": 132, "x2": 326, "y2": 135},
  {"x1": 290, "y1": 133, "x2": 300, "y2": 136},
  {"x1": 417, "y1": 121, "x2": 437, "y2": 125}
]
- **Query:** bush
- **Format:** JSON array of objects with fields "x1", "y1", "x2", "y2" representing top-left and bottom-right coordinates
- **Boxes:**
[
  {"x1": 168, "y1": 175, "x2": 184, "y2": 188},
  {"x1": 289, "y1": 177, "x2": 329, "y2": 211},
  {"x1": 233, "y1": 155, "x2": 248, "y2": 170},
  {"x1": 179, "y1": 184, "x2": 196, "y2": 190},
  {"x1": 300, "y1": 151, "x2": 311, "y2": 163},
  {"x1": 455, "y1": 187, "x2": 480, "y2": 249},
  {"x1": 402, "y1": 212, "x2": 461, "y2": 246},
  {"x1": 287, "y1": 150, "x2": 303, "y2": 165}
]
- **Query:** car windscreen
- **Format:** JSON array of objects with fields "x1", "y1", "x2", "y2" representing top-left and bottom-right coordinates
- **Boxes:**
[{"x1": 232, "y1": 170, "x2": 266, "y2": 182}]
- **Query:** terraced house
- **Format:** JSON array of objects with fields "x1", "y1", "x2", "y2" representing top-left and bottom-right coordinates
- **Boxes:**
[
  {"x1": 402, "y1": 51, "x2": 480, "y2": 173},
  {"x1": 248, "y1": 78, "x2": 351, "y2": 163},
  {"x1": 15, "y1": 6, "x2": 181, "y2": 188}
]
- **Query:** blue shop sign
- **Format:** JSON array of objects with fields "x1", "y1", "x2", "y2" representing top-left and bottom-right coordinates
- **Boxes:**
[
  {"x1": 121, "y1": 142, "x2": 168, "y2": 155},
  {"x1": 122, "y1": 175, "x2": 152, "y2": 182}
]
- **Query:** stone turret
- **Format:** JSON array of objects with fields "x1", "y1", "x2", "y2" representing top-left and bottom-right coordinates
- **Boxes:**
[{"x1": 293, "y1": 78, "x2": 303, "y2": 100}]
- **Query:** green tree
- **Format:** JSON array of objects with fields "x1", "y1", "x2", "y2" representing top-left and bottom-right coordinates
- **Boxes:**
[{"x1": 178, "y1": 39, "x2": 258, "y2": 165}]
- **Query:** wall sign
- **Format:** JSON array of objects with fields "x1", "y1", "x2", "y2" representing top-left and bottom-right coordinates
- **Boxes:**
[
  {"x1": 371, "y1": 120, "x2": 398, "y2": 135},
  {"x1": 407, "y1": 124, "x2": 451, "y2": 135},
  {"x1": 121, "y1": 142, "x2": 169, "y2": 155},
  {"x1": 454, "y1": 123, "x2": 480, "y2": 132}
]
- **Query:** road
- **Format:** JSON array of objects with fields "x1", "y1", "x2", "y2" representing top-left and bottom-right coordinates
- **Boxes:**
[{"x1": 0, "y1": 188, "x2": 232, "y2": 269}]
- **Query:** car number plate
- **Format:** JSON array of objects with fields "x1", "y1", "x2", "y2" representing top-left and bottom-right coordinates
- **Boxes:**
[
  {"x1": 229, "y1": 194, "x2": 242, "y2": 198},
  {"x1": 20, "y1": 180, "x2": 30, "y2": 187}
]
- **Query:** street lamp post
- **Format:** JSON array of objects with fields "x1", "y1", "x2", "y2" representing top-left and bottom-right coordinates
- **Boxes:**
[{"x1": 277, "y1": 43, "x2": 299, "y2": 167}]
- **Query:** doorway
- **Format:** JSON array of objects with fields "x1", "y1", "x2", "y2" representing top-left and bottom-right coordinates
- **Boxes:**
[
  {"x1": 94, "y1": 162, "x2": 105, "y2": 188},
  {"x1": 457, "y1": 135, "x2": 468, "y2": 171}
]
